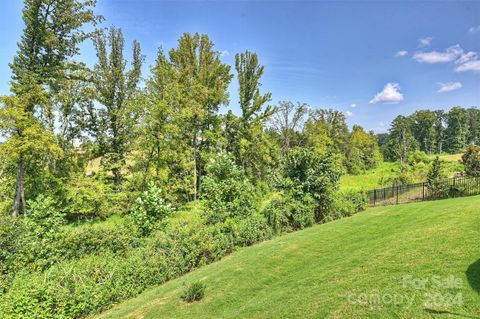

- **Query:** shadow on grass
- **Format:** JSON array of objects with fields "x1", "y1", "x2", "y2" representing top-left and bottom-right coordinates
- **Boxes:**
[
  {"x1": 421, "y1": 261, "x2": 480, "y2": 319},
  {"x1": 424, "y1": 308, "x2": 480, "y2": 319},
  {"x1": 466, "y1": 259, "x2": 480, "y2": 294}
]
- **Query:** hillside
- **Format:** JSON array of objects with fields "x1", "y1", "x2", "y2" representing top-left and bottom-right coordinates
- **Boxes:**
[
  {"x1": 340, "y1": 154, "x2": 464, "y2": 191},
  {"x1": 94, "y1": 196, "x2": 480, "y2": 319}
]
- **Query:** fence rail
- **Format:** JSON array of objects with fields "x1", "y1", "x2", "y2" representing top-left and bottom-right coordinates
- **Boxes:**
[{"x1": 367, "y1": 176, "x2": 480, "y2": 207}]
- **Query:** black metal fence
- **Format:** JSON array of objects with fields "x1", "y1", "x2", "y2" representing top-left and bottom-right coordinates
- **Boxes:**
[{"x1": 367, "y1": 176, "x2": 480, "y2": 207}]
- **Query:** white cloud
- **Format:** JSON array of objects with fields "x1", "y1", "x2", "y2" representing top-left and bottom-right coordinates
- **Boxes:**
[
  {"x1": 395, "y1": 50, "x2": 408, "y2": 57},
  {"x1": 350, "y1": 103, "x2": 357, "y2": 108},
  {"x1": 455, "y1": 60, "x2": 480, "y2": 73},
  {"x1": 469, "y1": 25, "x2": 480, "y2": 33},
  {"x1": 437, "y1": 82, "x2": 462, "y2": 93},
  {"x1": 219, "y1": 50, "x2": 229, "y2": 57},
  {"x1": 413, "y1": 44, "x2": 463, "y2": 63},
  {"x1": 455, "y1": 51, "x2": 478, "y2": 64},
  {"x1": 412, "y1": 43, "x2": 480, "y2": 73},
  {"x1": 418, "y1": 37, "x2": 433, "y2": 47},
  {"x1": 345, "y1": 111, "x2": 353, "y2": 117},
  {"x1": 369, "y1": 83, "x2": 404, "y2": 104}
]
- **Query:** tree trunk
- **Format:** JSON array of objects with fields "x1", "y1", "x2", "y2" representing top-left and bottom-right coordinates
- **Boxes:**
[
  {"x1": 193, "y1": 132, "x2": 198, "y2": 201},
  {"x1": 12, "y1": 155, "x2": 26, "y2": 217},
  {"x1": 113, "y1": 167, "x2": 122, "y2": 190}
]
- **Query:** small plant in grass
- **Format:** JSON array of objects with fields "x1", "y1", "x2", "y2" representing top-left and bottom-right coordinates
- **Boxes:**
[{"x1": 181, "y1": 282, "x2": 206, "y2": 303}]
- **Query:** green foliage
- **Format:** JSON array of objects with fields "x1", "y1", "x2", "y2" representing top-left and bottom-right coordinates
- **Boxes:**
[
  {"x1": 201, "y1": 154, "x2": 257, "y2": 224},
  {"x1": 181, "y1": 282, "x2": 206, "y2": 303},
  {"x1": 264, "y1": 195, "x2": 315, "y2": 234},
  {"x1": 426, "y1": 156, "x2": 447, "y2": 198},
  {"x1": 381, "y1": 107, "x2": 480, "y2": 159},
  {"x1": 26, "y1": 195, "x2": 64, "y2": 233},
  {"x1": 130, "y1": 182, "x2": 173, "y2": 235},
  {"x1": 382, "y1": 115, "x2": 418, "y2": 169},
  {"x1": 328, "y1": 190, "x2": 367, "y2": 221},
  {"x1": 304, "y1": 109, "x2": 349, "y2": 157},
  {"x1": 63, "y1": 175, "x2": 109, "y2": 220},
  {"x1": 462, "y1": 144, "x2": 480, "y2": 177},
  {"x1": 345, "y1": 125, "x2": 382, "y2": 174},
  {"x1": 88, "y1": 27, "x2": 143, "y2": 187},
  {"x1": 279, "y1": 148, "x2": 341, "y2": 222}
]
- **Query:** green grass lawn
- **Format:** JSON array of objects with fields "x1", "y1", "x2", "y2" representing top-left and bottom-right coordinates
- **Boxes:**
[
  {"x1": 340, "y1": 161, "x2": 399, "y2": 191},
  {"x1": 340, "y1": 155, "x2": 464, "y2": 191},
  {"x1": 93, "y1": 196, "x2": 480, "y2": 319}
]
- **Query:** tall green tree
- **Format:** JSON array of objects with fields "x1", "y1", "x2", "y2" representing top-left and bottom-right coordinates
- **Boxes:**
[
  {"x1": 233, "y1": 50, "x2": 275, "y2": 179},
  {"x1": 131, "y1": 48, "x2": 192, "y2": 202},
  {"x1": 304, "y1": 109, "x2": 349, "y2": 156},
  {"x1": 87, "y1": 27, "x2": 143, "y2": 188},
  {"x1": 383, "y1": 115, "x2": 417, "y2": 171},
  {"x1": 346, "y1": 125, "x2": 382, "y2": 173},
  {"x1": 444, "y1": 107, "x2": 468, "y2": 153},
  {"x1": 165, "y1": 33, "x2": 232, "y2": 199},
  {"x1": 410, "y1": 110, "x2": 436, "y2": 154},
  {"x1": 2, "y1": 0, "x2": 98, "y2": 216},
  {"x1": 466, "y1": 108, "x2": 480, "y2": 146},
  {"x1": 432, "y1": 110, "x2": 445, "y2": 154}
]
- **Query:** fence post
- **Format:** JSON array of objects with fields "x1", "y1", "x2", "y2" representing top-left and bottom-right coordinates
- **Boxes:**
[
  {"x1": 396, "y1": 185, "x2": 399, "y2": 204},
  {"x1": 422, "y1": 183, "x2": 425, "y2": 201},
  {"x1": 374, "y1": 189, "x2": 376, "y2": 206}
]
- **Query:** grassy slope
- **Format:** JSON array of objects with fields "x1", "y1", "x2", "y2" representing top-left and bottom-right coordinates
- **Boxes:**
[
  {"x1": 340, "y1": 154, "x2": 464, "y2": 191},
  {"x1": 94, "y1": 196, "x2": 480, "y2": 319}
]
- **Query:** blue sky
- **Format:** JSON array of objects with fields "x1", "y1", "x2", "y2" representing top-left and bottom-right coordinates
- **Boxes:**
[{"x1": 1, "y1": 0, "x2": 479, "y2": 132}]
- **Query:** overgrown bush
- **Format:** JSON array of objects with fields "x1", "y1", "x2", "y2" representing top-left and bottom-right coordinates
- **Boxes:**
[
  {"x1": 130, "y1": 182, "x2": 174, "y2": 235},
  {"x1": 426, "y1": 156, "x2": 447, "y2": 198},
  {"x1": 263, "y1": 195, "x2": 315, "y2": 234},
  {"x1": 62, "y1": 175, "x2": 109, "y2": 221},
  {"x1": 201, "y1": 153, "x2": 257, "y2": 224},
  {"x1": 462, "y1": 144, "x2": 480, "y2": 177},
  {"x1": 278, "y1": 148, "x2": 341, "y2": 222},
  {"x1": 328, "y1": 190, "x2": 366, "y2": 221},
  {"x1": 181, "y1": 282, "x2": 206, "y2": 303}
]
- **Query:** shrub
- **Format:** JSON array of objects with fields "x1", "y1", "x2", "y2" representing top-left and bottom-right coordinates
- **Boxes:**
[
  {"x1": 181, "y1": 282, "x2": 206, "y2": 303},
  {"x1": 201, "y1": 154, "x2": 257, "y2": 224},
  {"x1": 426, "y1": 156, "x2": 447, "y2": 198},
  {"x1": 408, "y1": 150, "x2": 429, "y2": 165},
  {"x1": 328, "y1": 190, "x2": 366, "y2": 221},
  {"x1": 462, "y1": 144, "x2": 480, "y2": 177},
  {"x1": 130, "y1": 182, "x2": 174, "y2": 235},
  {"x1": 62, "y1": 175, "x2": 109, "y2": 221},
  {"x1": 228, "y1": 213, "x2": 273, "y2": 247},
  {"x1": 264, "y1": 195, "x2": 315, "y2": 233},
  {"x1": 279, "y1": 148, "x2": 341, "y2": 222},
  {"x1": 26, "y1": 195, "x2": 64, "y2": 233}
]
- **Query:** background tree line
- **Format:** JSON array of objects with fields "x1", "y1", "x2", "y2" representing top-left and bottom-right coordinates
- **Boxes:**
[
  {"x1": 0, "y1": 0, "x2": 382, "y2": 219},
  {"x1": 380, "y1": 107, "x2": 480, "y2": 168}
]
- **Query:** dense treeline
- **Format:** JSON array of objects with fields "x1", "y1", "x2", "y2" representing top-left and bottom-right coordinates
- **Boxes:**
[{"x1": 381, "y1": 107, "x2": 480, "y2": 166}]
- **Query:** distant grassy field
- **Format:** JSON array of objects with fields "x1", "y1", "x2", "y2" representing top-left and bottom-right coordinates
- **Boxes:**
[
  {"x1": 340, "y1": 154, "x2": 464, "y2": 191},
  {"x1": 94, "y1": 196, "x2": 480, "y2": 319}
]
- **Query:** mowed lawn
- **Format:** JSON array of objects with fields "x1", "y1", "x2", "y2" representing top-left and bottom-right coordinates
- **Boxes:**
[{"x1": 94, "y1": 196, "x2": 480, "y2": 319}]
